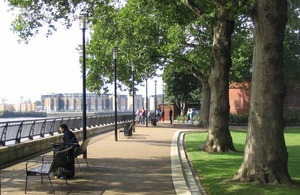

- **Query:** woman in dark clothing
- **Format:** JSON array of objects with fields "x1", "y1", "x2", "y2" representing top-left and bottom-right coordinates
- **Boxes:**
[
  {"x1": 169, "y1": 108, "x2": 173, "y2": 124},
  {"x1": 57, "y1": 124, "x2": 79, "y2": 178},
  {"x1": 59, "y1": 124, "x2": 79, "y2": 148}
]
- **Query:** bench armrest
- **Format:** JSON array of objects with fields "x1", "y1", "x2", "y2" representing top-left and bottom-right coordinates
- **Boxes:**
[{"x1": 25, "y1": 155, "x2": 52, "y2": 171}]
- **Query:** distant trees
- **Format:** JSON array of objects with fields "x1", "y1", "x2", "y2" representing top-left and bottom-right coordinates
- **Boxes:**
[{"x1": 162, "y1": 63, "x2": 200, "y2": 116}]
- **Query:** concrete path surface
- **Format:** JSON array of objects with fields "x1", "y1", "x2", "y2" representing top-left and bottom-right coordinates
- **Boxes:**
[{"x1": 0, "y1": 123, "x2": 205, "y2": 195}]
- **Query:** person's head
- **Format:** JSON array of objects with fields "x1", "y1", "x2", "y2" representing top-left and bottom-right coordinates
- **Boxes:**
[{"x1": 59, "y1": 124, "x2": 68, "y2": 133}]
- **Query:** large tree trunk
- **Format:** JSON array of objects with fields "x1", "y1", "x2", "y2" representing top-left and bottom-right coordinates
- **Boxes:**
[
  {"x1": 233, "y1": 0, "x2": 292, "y2": 184},
  {"x1": 202, "y1": 6, "x2": 236, "y2": 152},
  {"x1": 199, "y1": 78, "x2": 210, "y2": 128}
]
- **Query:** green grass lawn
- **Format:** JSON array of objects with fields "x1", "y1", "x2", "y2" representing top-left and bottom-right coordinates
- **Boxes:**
[{"x1": 185, "y1": 129, "x2": 300, "y2": 195}]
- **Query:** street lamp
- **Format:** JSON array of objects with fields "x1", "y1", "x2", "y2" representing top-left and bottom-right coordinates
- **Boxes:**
[
  {"x1": 112, "y1": 47, "x2": 119, "y2": 141},
  {"x1": 131, "y1": 64, "x2": 135, "y2": 132},
  {"x1": 154, "y1": 80, "x2": 157, "y2": 124},
  {"x1": 79, "y1": 10, "x2": 91, "y2": 157},
  {"x1": 146, "y1": 75, "x2": 148, "y2": 127},
  {"x1": 162, "y1": 83, "x2": 165, "y2": 122}
]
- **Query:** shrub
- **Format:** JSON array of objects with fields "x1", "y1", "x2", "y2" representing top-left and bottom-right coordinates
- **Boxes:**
[
  {"x1": 229, "y1": 113, "x2": 249, "y2": 126},
  {"x1": 229, "y1": 112, "x2": 300, "y2": 126},
  {"x1": 284, "y1": 112, "x2": 300, "y2": 125}
]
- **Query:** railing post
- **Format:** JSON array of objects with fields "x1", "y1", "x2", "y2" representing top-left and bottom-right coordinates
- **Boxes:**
[
  {"x1": 0, "y1": 123, "x2": 8, "y2": 146},
  {"x1": 40, "y1": 119, "x2": 47, "y2": 138},
  {"x1": 29, "y1": 121, "x2": 35, "y2": 140},
  {"x1": 15, "y1": 122, "x2": 23, "y2": 144}
]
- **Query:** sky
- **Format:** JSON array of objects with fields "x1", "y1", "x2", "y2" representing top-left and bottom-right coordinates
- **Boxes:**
[{"x1": 0, "y1": 1, "x2": 162, "y2": 104}]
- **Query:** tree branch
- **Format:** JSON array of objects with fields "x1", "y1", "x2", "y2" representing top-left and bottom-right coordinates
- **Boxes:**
[{"x1": 181, "y1": 0, "x2": 203, "y2": 16}]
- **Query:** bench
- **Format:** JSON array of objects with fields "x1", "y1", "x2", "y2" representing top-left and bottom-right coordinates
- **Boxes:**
[
  {"x1": 25, "y1": 147, "x2": 72, "y2": 194},
  {"x1": 75, "y1": 138, "x2": 92, "y2": 170}
]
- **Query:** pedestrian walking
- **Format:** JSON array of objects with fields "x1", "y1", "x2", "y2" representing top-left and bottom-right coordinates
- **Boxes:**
[{"x1": 169, "y1": 108, "x2": 173, "y2": 124}]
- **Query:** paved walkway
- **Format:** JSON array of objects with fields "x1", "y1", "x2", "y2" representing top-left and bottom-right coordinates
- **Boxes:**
[{"x1": 0, "y1": 123, "x2": 206, "y2": 195}]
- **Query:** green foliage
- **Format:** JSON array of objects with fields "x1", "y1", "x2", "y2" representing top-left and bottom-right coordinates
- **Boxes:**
[
  {"x1": 163, "y1": 63, "x2": 200, "y2": 105},
  {"x1": 229, "y1": 112, "x2": 300, "y2": 126},
  {"x1": 186, "y1": 130, "x2": 300, "y2": 194},
  {"x1": 230, "y1": 16, "x2": 253, "y2": 82},
  {"x1": 175, "y1": 112, "x2": 199, "y2": 123},
  {"x1": 283, "y1": 0, "x2": 300, "y2": 83},
  {"x1": 34, "y1": 100, "x2": 42, "y2": 106},
  {"x1": 284, "y1": 111, "x2": 300, "y2": 125},
  {"x1": 8, "y1": 0, "x2": 89, "y2": 43},
  {"x1": 175, "y1": 115, "x2": 188, "y2": 123},
  {"x1": 229, "y1": 113, "x2": 249, "y2": 125}
]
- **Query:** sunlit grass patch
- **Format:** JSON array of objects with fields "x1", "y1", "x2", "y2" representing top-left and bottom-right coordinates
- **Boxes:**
[{"x1": 185, "y1": 129, "x2": 300, "y2": 195}]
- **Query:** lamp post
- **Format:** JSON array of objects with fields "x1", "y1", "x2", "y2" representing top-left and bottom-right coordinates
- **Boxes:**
[
  {"x1": 146, "y1": 75, "x2": 148, "y2": 127},
  {"x1": 112, "y1": 47, "x2": 119, "y2": 141},
  {"x1": 79, "y1": 11, "x2": 88, "y2": 157},
  {"x1": 154, "y1": 80, "x2": 157, "y2": 123},
  {"x1": 131, "y1": 64, "x2": 135, "y2": 132},
  {"x1": 162, "y1": 83, "x2": 165, "y2": 122}
]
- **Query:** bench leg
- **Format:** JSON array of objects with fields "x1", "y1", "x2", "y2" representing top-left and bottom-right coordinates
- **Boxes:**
[
  {"x1": 84, "y1": 158, "x2": 89, "y2": 167},
  {"x1": 25, "y1": 175, "x2": 28, "y2": 194},
  {"x1": 41, "y1": 175, "x2": 44, "y2": 183},
  {"x1": 48, "y1": 175, "x2": 56, "y2": 194},
  {"x1": 76, "y1": 157, "x2": 81, "y2": 171},
  {"x1": 76, "y1": 157, "x2": 89, "y2": 170}
]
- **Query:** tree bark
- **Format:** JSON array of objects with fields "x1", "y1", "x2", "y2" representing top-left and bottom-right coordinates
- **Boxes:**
[
  {"x1": 175, "y1": 97, "x2": 187, "y2": 116},
  {"x1": 233, "y1": 0, "x2": 292, "y2": 184},
  {"x1": 199, "y1": 78, "x2": 210, "y2": 128},
  {"x1": 202, "y1": 6, "x2": 236, "y2": 152},
  {"x1": 192, "y1": 70, "x2": 210, "y2": 128}
]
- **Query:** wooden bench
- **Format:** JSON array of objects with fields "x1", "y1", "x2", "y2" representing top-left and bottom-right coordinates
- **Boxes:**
[
  {"x1": 75, "y1": 138, "x2": 91, "y2": 170},
  {"x1": 25, "y1": 147, "x2": 72, "y2": 194}
]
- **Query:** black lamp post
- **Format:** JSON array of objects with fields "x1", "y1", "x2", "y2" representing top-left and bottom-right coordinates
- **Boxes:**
[
  {"x1": 154, "y1": 80, "x2": 157, "y2": 121},
  {"x1": 80, "y1": 11, "x2": 88, "y2": 157},
  {"x1": 162, "y1": 83, "x2": 165, "y2": 122},
  {"x1": 146, "y1": 75, "x2": 148, "y2": 127},
  {"x1": 131, "y1": 64, "x2": 135, "y2": 131},
  {"x1": 112, "y1": 47, "x2": 119, "y2": 141}
]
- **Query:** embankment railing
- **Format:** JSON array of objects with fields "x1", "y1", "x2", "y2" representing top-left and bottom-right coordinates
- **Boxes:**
[{"x1": 0, "y1": 114, "x2": 132, "y2": 146}]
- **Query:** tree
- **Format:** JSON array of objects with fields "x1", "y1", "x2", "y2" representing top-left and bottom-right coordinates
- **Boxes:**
[
  {"x1": 159, "y1": 14, "x2": 212, "y2": 127},
  {"x1": 163, "y1": 63, "x2": 200, "y2": 116},
  {"x1": 183, "y1": 0, "x2": 246, "y2": 152},
  {"x1": 233, "y1": 0, "x2": 292, "y2": 184},
  {"x1": 34, "y1": 101, "x2": 41, "y2": 106}
]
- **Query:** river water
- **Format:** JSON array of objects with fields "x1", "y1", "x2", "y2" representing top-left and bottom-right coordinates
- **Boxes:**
[{"x1": 0, "y1": 117, "x2": 48, "y2": 123}]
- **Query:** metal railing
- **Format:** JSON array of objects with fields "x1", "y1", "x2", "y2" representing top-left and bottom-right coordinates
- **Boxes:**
[{"x1": 0, "y1": 114, "x2": 132, "y2": 146}]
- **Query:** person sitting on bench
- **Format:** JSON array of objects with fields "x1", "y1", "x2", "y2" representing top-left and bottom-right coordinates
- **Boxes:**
[
  {"x1": 55, "y1": 124, "x2": 79, "y2": 178},
  {"x1": 59, "y1": 124, "x2": 79, "y2": 149}
]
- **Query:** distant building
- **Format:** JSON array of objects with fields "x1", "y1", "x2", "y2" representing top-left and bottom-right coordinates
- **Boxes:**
[
  {"x1": 0, "y1": 104, "x2": 15, "y2": 112},
  {"x1": 19, "y1": 101, "x2": 37, "y2": 112},
  {"x1": 0, "y1": 101, "x2": 36, "y2": 112},
  {"x1": 41, "y1": 93, "x2": 131, "y2": 112},
  {"x1": 128, "y1": 95, "x2": 144, "y2": 111},
  {"x1": 149, "y1": 94, "x2": 163, "y2": 111},
  {"x1": 117, "y1": 94, "x2": 128, "y2": 111}
]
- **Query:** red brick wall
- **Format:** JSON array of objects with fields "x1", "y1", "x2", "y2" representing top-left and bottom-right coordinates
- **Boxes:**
[
  {"x1": 284, "y1": 88, "x2": 300, "y2": 112},
  {"x1": 229, "y1": 82, "x2": 300, "y2": 114},
  {"x1": 229, "y1": 83, "x2": 251, "y2": 114}
]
